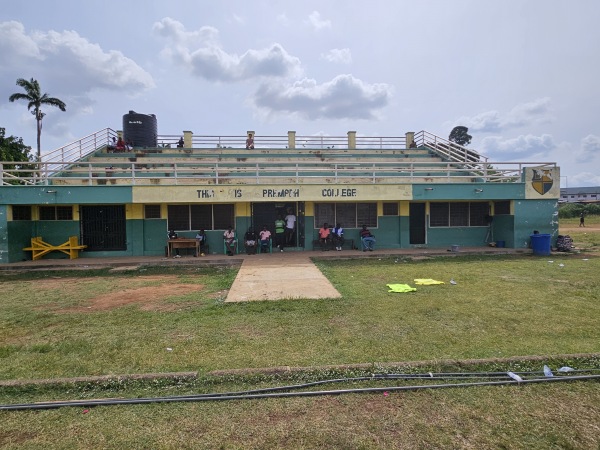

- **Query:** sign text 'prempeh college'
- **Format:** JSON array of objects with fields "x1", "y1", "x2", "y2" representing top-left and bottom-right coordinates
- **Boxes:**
[
  {"x1": 132, "y1": 184, "x2": 413, "y2": 203},
  {"x1": 196, "y1": 188, "x2": 356, "y2": 199}
]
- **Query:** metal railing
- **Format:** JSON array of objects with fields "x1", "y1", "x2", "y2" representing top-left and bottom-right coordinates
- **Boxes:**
[
  {"x1": 43, "y1": 128, "x2": 118, "y2": 164},
  {"x1": 28, "y1": 129, "x2": 534, "y2": 189},
  {"x1": 415, "y1": 130, "x2": 488, "y2": 164},
  {"x1": 1, "y1": 160, "x2": 556, "y2": 186}
]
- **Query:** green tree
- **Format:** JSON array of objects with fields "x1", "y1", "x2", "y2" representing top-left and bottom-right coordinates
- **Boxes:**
[
  {"x1": 0, "y1": 127, "x2": 32, "y2": 162},
  {"x1": 449, "y1": 126, "x2": 472, "y2": 146},
  {"x1": 0, "y1": 127, "x2": 35, "y2": 184},
  {"x1": 8, "y1": 78, "x2": 66, "y2": 161}
]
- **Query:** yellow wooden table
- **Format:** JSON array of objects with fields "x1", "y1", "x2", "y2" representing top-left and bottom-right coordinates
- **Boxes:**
[{"x1": 23, "y1": 236, "x2": 87, "y2": 260}]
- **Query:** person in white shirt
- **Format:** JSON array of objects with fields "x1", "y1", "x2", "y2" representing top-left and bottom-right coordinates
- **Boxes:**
[
  {"x1": 223, "y1": 226, "x2": 237, "y2": 256},
  {"x1": 332, "y1": 223, "x2": 345, "y2": 251},
  {"x1": 284, "y1": 209, "x2": 296, "y2": 245}
]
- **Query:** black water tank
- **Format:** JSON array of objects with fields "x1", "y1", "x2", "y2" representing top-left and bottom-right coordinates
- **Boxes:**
[{"x1": 122, "y1": 111, "x2": 157, "y2": 147}]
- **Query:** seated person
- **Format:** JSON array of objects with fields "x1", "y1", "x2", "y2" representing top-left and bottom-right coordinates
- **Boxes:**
[
  {"x1": 223, "y1": 226, "x2": 237, "y2": 256},
  {"x1": 259, "y1": 225, "x2": 272, "y2": 253},
  {"x1": 409, "y1": 140, "x2": 417, "y2": 148},
  {"x1": 177, "y1": 137, "x2": 184, "y2": 148},
  {"x1": 246, "y1": 133, "x2": 254, "y2": 149},
  {"x1": 195, "y1": 229, "x2": 208, "y2": 256},
  {"x1": 107, "y1": 137, "x2": 117, "y2": 152},
  {"x1": 168, "y1": 229, "x2": 180, "y2": 258},
  {"x1": 244, "y1": 227, "x2": 258, "y2": 255},
  {"x1": 360, "y1": 225, "x2": 376, "y2": 251},
  {"x1": 318, "y1": 222, "x2": 331, "y2": 251},
  {"x1": 332, "y1": 223, "x2": 345, "y2": 251},
  {"x1": 116, "y1": 137, "x2": 126, "y2": 152}
]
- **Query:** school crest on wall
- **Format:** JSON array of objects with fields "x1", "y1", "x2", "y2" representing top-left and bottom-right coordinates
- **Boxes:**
[
  {"x1": 531, "y1": 168, "x2": 553, "y2": 195},
  {"x1": 525, "y1": 166, "x2": 560, "y2": 199}
]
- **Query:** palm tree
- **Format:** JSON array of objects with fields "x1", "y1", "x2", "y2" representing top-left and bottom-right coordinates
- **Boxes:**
[{"x1": 9, "y1": 78, "x2": 66, "y2": 161}]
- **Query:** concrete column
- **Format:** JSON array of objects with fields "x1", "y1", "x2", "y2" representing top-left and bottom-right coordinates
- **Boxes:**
[
  {"x1": 405, "y1": 131, "x2": 415, "y2": 148},
  {"x1": 347, "y1": 131, "x2": 356, "y2": 149},
  {"x1": 117, "y1": 130, "x2": 123, "y2": 139},
  {"x1": 288, "y1": 131, "x2": 296, "y2": 149},
  {"x1": 183, "y1": 130, "x2": 193, "y2": 148}
]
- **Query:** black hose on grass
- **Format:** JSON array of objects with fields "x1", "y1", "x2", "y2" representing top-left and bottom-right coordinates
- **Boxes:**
[{"x1": 1, "y1": 372, "x2": 599, "y2": 412}]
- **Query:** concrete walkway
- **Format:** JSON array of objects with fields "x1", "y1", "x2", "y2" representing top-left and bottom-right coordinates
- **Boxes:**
[{"x1": 225, "y1": 253, "x2": 341, "y2": 302}]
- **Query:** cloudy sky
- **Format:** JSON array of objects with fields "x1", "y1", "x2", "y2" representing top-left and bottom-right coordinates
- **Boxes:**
[{"x1": 1, "y1": 0, "x2": 599, "y2": 187}]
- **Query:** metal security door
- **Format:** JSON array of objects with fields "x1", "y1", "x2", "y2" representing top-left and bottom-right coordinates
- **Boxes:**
[
  {"x1": 409, "y1": 203, "x2": 426, "y2": 245},
  {"x1": 80, "y1": 205, "x2": 127, "y2": 251}
]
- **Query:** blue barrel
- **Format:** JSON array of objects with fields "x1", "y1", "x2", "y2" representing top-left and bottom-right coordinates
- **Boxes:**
[{"x1": 530, "y1": 234, "x2": 551, "y2": 256}]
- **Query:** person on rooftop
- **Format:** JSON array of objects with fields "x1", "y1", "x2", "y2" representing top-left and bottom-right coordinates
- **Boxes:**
[
  {"x1": 246, "y1": 133, "x2": 254, "y2": 149},
  {"x1": 116, "y1": 137, "x2": 126, "y2": 152}
]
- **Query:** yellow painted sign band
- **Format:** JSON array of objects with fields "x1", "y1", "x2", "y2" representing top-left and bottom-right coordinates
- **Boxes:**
[{"x1": 133, "y1": 184, "x2": 413, "y2": 203}]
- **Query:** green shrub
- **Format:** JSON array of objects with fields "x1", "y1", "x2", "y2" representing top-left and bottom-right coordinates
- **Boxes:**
[{"x1": 558, "y1": 202, "x2": 600, "y2": 218}]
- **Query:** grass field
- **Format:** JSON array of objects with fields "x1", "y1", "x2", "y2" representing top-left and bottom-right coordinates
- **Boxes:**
[{"x1": 1, "y1": 218, "x2": 599, "y2": 449}]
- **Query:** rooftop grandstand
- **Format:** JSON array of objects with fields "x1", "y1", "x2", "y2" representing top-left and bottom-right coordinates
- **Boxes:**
[{"x1": 1, "y1": 129, "x2": 556, "y2": 186}]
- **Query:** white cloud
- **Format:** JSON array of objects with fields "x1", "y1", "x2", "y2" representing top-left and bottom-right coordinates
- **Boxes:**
[
  {"x1": 153, "y1": 17, "x2": 219, "y2": 47},
  {"x1": 453, "y1": 98, "x2": 554, "y2": 133},
  {"x1": 276, "y1": 13, "x2": 290, "y2": 27},
  {"x1": 0, "y1": 21, "x2": 42, "y2": 60},
  {"x1": 252, "y1": 74, "x2": 393, "y2": 120},
  {"x1": 480, "y1": 134, "x2": 557, "y2": 159},
  {"x1": 321, "y1": 48, "x2": 352, "y2": 64},
  {"x1": 568, "y1": 171, "x2": 600, "y2": 187},
  {"x1": 306, "y1": 11, "x2": 332, "y2": 30},
  {"x1": 154, "y1": 18, "x2": 302, "y2": 82},
  {"x1": 0, "y1": 21, "x2": 155, "y2": 104},
  {"x1": 577, "y1": 134, "x2": 600, "y2": 163}
]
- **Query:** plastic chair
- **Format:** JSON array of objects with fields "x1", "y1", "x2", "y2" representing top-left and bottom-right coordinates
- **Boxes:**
[
  {"x1": 258, "y1": 238, "x2": 272, "y2": 254},
  {"x1": 223, "y1": 233, "x2": 238, "y2": 254}
]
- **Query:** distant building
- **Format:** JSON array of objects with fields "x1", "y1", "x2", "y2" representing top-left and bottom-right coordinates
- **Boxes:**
[{"x1": 560, "y1": 187, "x2": 600, "y2": 203}]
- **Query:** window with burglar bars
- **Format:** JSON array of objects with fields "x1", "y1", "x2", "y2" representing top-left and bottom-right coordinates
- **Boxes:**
[
  {"x1": 11, "y1": 205, "x2": 32, "y2": 221},
  {"x1": 167, "y1": 204, "x2": 234, "y2": 231},
  {"x1": 429, "y1": 202, "x2": 489, "y2": 227},
  {"x1": 494, "y1": 201, "x2": 511, "y2": 215},
  {"x1": 144, "y1": 205, "x2": 161, "y2": 219},
  {"x1": 382, "y1": 202, "x2": 399, "y2": 216},
  {"x1": 314, "y1": 202, "x2": 377, "y2": 228},
  {"x1": 39, "y1": 206, "x2": 73, "y2": 221}
]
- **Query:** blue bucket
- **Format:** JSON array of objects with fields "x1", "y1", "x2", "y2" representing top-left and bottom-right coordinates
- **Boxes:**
[
  {"x1": 530, "y1": 234, "x2": 551, "y2": 256},
  {"x1": 496, "y1": 240, "x2": 505, "y2": 248}
]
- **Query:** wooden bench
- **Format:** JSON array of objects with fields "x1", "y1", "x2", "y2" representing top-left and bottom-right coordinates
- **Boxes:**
[{"x1": 23, "y1": 236, "x2": 87, "y2": 260}]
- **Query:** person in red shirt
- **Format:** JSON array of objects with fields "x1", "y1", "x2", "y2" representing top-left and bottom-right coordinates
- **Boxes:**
[
  {"x1": 116, "y1": 137, "x2": 126, "y2": 152},
  {"x1": 360, "y1": 224, "x2": 376, "y2": 251},
  {"x1": 318, "y1": 223, "x2": 331, "y2": 251}
]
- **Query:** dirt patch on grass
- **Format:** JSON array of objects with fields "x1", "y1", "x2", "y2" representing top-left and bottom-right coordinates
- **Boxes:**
[
  {"x1": 35, "y1": 274, "x2": 176, "y2": 289},
  {"x1": 560, "y1": 224, "x2": 600, "y2": 233},
  {"x1": 62, "y1": 284, "x2": 205, "y2": 312},
  {"x1": 36, "y1": 275, "x2": 207, "y2": 312}
]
